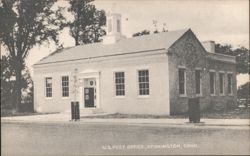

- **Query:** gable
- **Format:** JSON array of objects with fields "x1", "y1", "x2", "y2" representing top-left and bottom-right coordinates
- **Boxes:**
[{"x1": 168, "y1": 29, "x2": 207, "y2": 69}]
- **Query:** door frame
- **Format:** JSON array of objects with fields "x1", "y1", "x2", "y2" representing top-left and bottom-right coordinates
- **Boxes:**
[{"x1": 78, "y1": 70, "x2": 100, "y2": 109}]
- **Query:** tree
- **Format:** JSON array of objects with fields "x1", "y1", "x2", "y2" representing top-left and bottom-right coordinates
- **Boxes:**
[
  {"x1": 132, "y1": 29, "x2": 150, "y2": 37},
  {"x1": 215, "y1": 44, "x2": 249, "y2": 74},
  {"x1": 132, "y1": 21, "x2": 167, "y2": 37},
  {"x1": 68, "y1": 0, "x2": 106, "y2": 46},
  {"x1": 132, "y1": 29, "x2": 162, "y2": 37},
  {"x1": 237, "y1": 82, "x2": 249, "y2": 106},
  {"x1": 237, "y1": 82, "x2": 249, "y2": 99},
  {"x1": 0, "y1": 55, "x2": 32, "y2": 109},
  {"x1": 0, "y1": 0, "x2": 64, "y2": 111},
  {"x1": 232, "y1": 47, "x2": 249, "y2": 74},
  {"x1": 1, "y1": 55, "x2": 15, "y2": 109}
]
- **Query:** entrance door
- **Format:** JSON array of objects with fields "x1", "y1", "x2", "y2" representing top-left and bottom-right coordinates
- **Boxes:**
[{"x1": 84, "y1": 88, "x2": 94, "y2": 107}]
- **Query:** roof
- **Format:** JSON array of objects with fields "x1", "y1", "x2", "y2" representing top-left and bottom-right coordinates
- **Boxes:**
[
  {"x1": 206, "y1": 52, "x2": 236, "y2": 64},
  {"x1": 34, "y1": 28, "x2": 190, "y2": 65}
]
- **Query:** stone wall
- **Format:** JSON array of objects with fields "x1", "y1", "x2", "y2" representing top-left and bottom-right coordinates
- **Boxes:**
[{"x1": 168, "y1": 30, "x2": 237, "y2": 114}]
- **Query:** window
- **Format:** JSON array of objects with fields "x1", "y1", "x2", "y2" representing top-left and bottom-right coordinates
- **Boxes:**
[
  {"x1": 219, "y1": 73, "x2": 224, "y2": 94},
  {"x1": 209, "y1": 72, "x2": 215, "y2": 95},
  {"x1": 227, "y1": 74, "x2": 233, "y2": 94},
  {"x1": 108, "y1": 19, "x2": 112, "y2": 32},
  {"x1": 195, "y1": 70, "x2": 201, "y2": 95},
  {"x1": 178, "y1": 68, "x2": 186, "y2": 95},
  {"x1": 45, "y1": 77, "x2": 52, "y2": 97},
  {"x1": 138, "y1": 70, "x2": 149, "y2": 95},
  {"x1": 115, "y1": 72, "x2": 125, "y2": 96},
  {"x1": 62, "y1": 76, "x2": 69, "y2": 97},
  {"x1": 117, "y1": 19, "x2": 121, "y2": 32}
]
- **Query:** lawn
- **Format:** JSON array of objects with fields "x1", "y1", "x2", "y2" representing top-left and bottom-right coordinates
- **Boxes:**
[
  {"x1": 201, "y1": 107, "x2": 250, "y2": 119},
  {"x1": 1, "y1": 109, "x2": 59, "y2": 117},
  {"x1": 2, "y1": 107, "x2": 249, "y2": 119},
  {"x1": 82, "y1": 108, "x2": 250, "y2": 119}
]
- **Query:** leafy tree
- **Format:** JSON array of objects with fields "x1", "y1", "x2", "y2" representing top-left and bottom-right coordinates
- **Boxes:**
[
  {"x1": 132, "y1": 29, "x2": 150, "y2": 37},
  {"x1": 1, "y1": 55, "x2": 15, "y2": 109},
  {"x1": 215, "y1": 44, "x2": 249, "y2": 74},
  {"x1": 0, "y1": 55, "x2": 32, "y2": 109},
  {"x1": 214, "y1": 44, "x2": 233, "y2": 55},
  {"x1": 0, "y1": 0, "x2": 64, "y2": 111},
  {"x1": 237, "y1": 82, "x2": 249, "y2": 99},
  {"x1": 237, "y1": 82, "x2": 249, "y2": 106},
  {"x1": 132, "y1": 29, "x2": 162, "y2": 37},
  {"x1": 68, "y1": 0, "x2": 106, "y2": 46}
]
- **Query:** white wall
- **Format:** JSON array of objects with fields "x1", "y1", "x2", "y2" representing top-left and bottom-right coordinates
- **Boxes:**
[
  {"x1": 33, "y1": 51, "x2": 170, "y2": 115},
  {"x1": 33, "y1": 71, "x2": 72, "y2": 112}
]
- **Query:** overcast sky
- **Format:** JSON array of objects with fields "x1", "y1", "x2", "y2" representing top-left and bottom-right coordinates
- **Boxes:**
[
  {"x1": 1, "y1": 0, "x2": 249, "y2": 85},
  {"x1": 94, "y1": 0, "x2": 249, "y2": 48}
]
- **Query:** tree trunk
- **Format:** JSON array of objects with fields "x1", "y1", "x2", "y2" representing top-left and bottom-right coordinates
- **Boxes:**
[
  {"x1": 74, "y1": 32, "x2": 80, "y2": 46},
  {"x1": 14, "y1": 60, "x2": 22, "y2": 112},
  {"x1": 75, "y1": 41, "x2": 79, "y2": 46},
  {"x1": 75, "y1": 37, "x2": 80, "y2": 46}
]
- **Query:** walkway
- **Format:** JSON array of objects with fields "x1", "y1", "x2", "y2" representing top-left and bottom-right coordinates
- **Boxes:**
[{"x1": 1, "y1": 113, "x2": 249, "y2": 127}]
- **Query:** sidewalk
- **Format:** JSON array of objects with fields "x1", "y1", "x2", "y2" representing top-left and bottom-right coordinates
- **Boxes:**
[{"x1": 1, "y1": 113, "x2": 250, "y2": 127}]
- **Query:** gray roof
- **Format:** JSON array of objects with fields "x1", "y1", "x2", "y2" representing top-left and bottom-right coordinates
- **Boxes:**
[{"x1": 35, "y1": 28, "x2": 190, "y2": 65}]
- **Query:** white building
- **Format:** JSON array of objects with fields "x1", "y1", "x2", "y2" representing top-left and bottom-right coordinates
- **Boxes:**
[{"x1": 33, "y1": 13, "x2": 237, "y2": 115}]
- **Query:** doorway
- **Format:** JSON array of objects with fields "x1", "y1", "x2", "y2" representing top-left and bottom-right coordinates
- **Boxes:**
[
  {"x1": 84, "y1": 88, "x2": 94, "y2": 107},
  {"x1": 83, "y1": 78, "x2": 96, "y2": 108}
]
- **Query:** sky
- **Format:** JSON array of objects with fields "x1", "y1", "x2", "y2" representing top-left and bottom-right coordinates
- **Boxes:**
[{"x1": 1, "y1": 0, "x2": 249, "y2": 86}]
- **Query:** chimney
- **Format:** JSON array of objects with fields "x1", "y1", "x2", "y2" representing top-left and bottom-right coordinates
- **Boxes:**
[
  {"x1": 201, "y1": 41, "x2": 215, "y2": 53},
  {"x1": 102, "y1": 12, "x2": 126, "y2": 44}
]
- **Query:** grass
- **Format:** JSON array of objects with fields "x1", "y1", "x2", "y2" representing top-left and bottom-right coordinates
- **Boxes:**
[
  {"x1": 2, "y1": 106, "x2": 249, "y2": 119},
  {"x1": 1, "y1": 109, "x2": 59, "y2": 117},
  {"x1": 202, "y1": 108, "x2": 250, "y2": 119},
  {"x1": 82, "y1": 108, "x2": 250, "y2": 119},
  {"x1": 82, "y1": 113, "x2": 182, "y2": 119}
]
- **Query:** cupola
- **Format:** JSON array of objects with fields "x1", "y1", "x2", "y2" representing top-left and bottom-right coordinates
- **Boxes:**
[{"x1": 102, "y1": 12, "x2": 126, "y2": 44}]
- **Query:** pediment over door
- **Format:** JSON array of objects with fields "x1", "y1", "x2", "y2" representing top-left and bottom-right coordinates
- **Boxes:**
[{"x1": 79, "y1": 69, "x2": 100, "y2": 78}]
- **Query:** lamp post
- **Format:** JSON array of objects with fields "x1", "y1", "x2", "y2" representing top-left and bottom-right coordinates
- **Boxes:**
[
  {"x1": 71, "y1": 68, "x2": 80, "y2": 121},
  {"x1": 72, "y1": 68, "x2": 79, "y2": 102}
]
